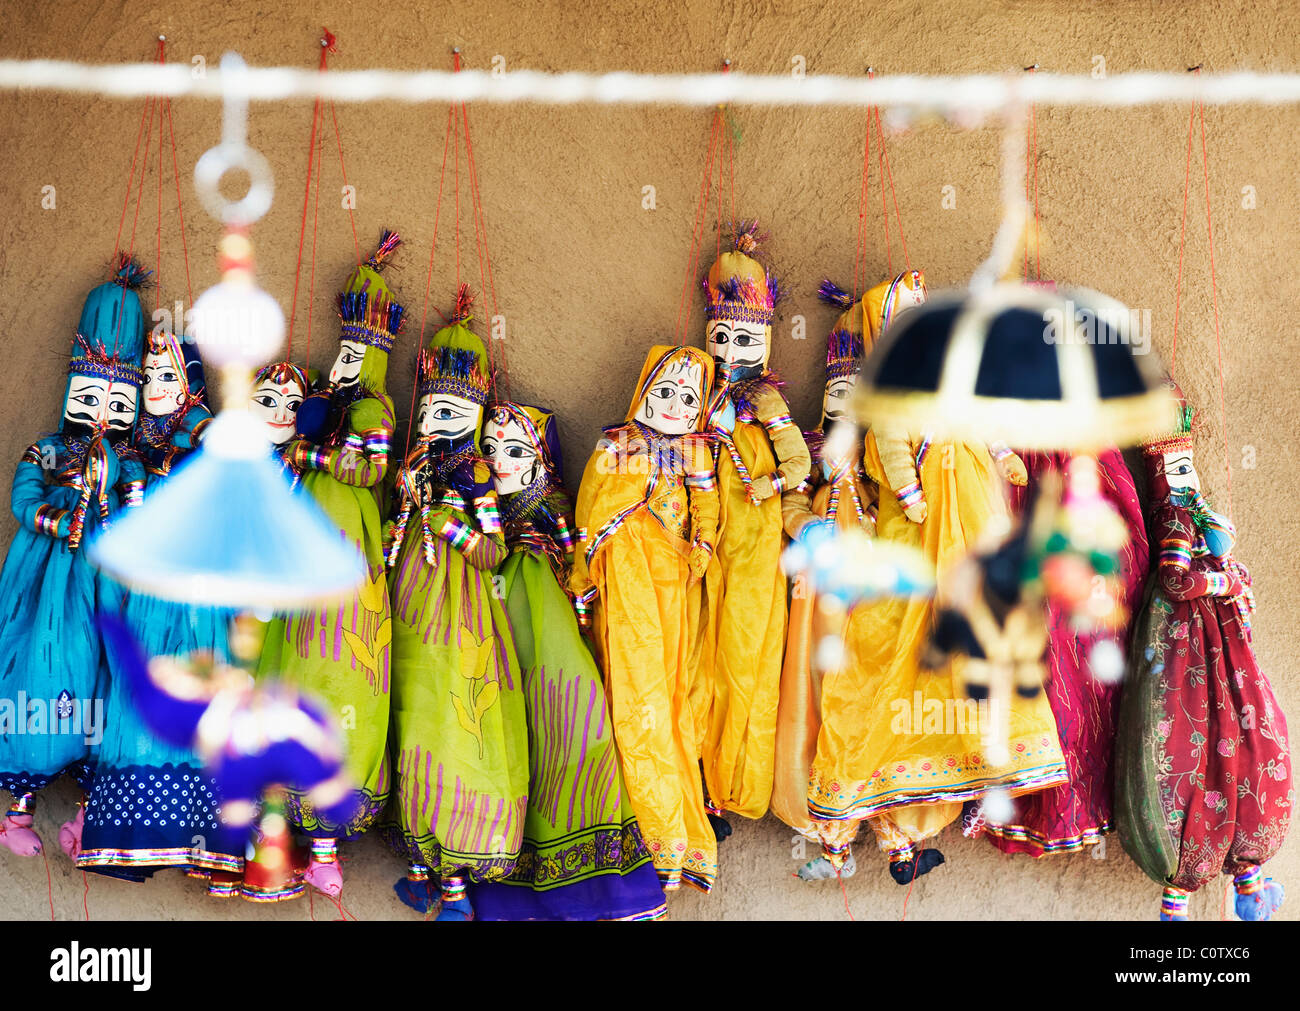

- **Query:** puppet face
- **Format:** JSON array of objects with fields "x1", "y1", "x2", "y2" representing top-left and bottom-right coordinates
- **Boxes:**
[
  {"x1": 1161, "y1": 449, "x2": 1199, "y2": 493},
  {"x1": 250, "y1": 378, "x2": 305, "y2": 445},
  {"x1": 895, "y1": 280, "x2": 926, "y2": 313},
  {"x1": 141, "y1": 351, "x2": 186, "y2": 417},
  {"x1": 65, "y1": 377, "x2": 138, "y2": 433},
  {"x1": 417, "y1": 393, "x2": 482, "y2": 443},
  {"x1": 634, "y1": 358, "x2": 704, "y2": 436},
  {"x1": 823, "y1": 375, "x2": 856, "y2": 424},
  {"x1": 483, "y1": 410, "x2": 541, "y2": 496},
  {"x1": 328, "y1": 339, "x2": 367, "y2": 387},
  {"x1": 706, "y1": 318, "x2": 769, "y2": 380}
]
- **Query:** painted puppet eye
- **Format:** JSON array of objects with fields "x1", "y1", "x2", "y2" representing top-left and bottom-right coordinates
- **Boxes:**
[
  {"x1": 73, "y1": 394, "x2": 100, "y2": 407},
  {"x1": 253, "y1": 395, "x2": 278, "y2": 409},
  {"x1": 506, "y1": 446, "x2": 532, "y2": 460},
  {"x1": 733, "y1": 334, "x2": 761, "y2": 347}
]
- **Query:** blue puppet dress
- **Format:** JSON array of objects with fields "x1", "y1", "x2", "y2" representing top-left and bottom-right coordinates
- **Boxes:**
[
  {"x1": 0, "y1": 436, "x2": 139, "y2": 820},
  {"x1": 78, "y1": 341, "x2": 245, "y2": 881}
]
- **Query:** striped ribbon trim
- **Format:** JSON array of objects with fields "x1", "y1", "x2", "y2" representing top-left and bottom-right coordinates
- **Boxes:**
[
  {"x1": 120, "y1": 480, "x2": 144, "y2": 508},
  {"x1": 763, "y1": 412, "x2": 796, "y2": 434},
  {"x1": 21, "y1": 445, "x2": 44, "y2": 467},
  {"x1": 1161, "y1": 887, "x2": 1189, "y2": 918},
  {"x1": 33, "y1": 504, "x2": 65, "y2": 538},
  {"x1": 1159, "y1": 539, "x2": 1193, "y2": 569},
  {"x1": 896, "y1": 480, "x2": 924, "y2": 509},
  {"x1": 914, "y1": 436, "x2": 932, "y2": 468},
  {"x1": 473, "y1": 494, "x2": 502, "y2": 535},
  {"x1": 1234, "y1": 864, "x2": 1264, "y2": 895},
  {"x1": 441, "y1": 517, "x2": 483, "y2": 556}
]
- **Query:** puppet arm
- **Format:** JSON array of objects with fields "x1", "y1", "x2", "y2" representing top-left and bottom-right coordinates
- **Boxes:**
[
  {"x1": 748, "y1": 388, "x2": 812, "y2": 503},
  {"x1": 11, "y1": 443, "x2": 68, "y2": 538},
  {"x1": 1157, "y1": 515, "x2": 1243, "y2": 600},
  {"x1": 877, "y1": 422, "x2": 927, "y2": 524},
  {"x1": 988, "y1": 441, "x2": 1029, "y2": 486},
  {"x1": 684, "y1": 439, "x2": 719, "y2": 578},
  {"x1": 568, "y1": 446, "x2": 612, "y2": 627}
]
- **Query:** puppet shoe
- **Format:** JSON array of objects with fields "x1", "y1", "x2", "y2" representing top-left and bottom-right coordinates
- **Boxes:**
[
  {"x1": 1235, "y1": 872, "x2": 1284, "y2": 921},
  {"x1": 393, "y1": 871, "x2": 438, "y2": 914},
  {"x1": 304, "y1": 857, "x2": 343, "y2": 897},
  {"x1": 434, "y1": 896, "x2": 474, "y2": 922},
  {"x1": 708, "y1": 813, "x2": 733, "y2": 843},
  {"x1": 58, "y1": 805, "x2": 85, "y2": 861},
  {"x1": 796, "y1": 852, "x2": 856, "y2": 882},
  {"x1": 889, "y1": 847, "x2": 944, "y2": 885},
  {"x1": 0, "y1": 814, "x2": 42, "y2": 857}
]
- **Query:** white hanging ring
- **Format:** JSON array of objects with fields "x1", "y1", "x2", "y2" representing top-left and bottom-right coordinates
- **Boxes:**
[{"x1": 194, "y1": 141, "x2": 273, "y2": 225}]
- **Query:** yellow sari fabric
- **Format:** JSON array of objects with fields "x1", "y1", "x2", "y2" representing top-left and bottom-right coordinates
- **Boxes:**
[
  {"x1": 809, "y1": 433, "x2": 1067, "y2": 859},
  {"x1": 770, "y1": 459, "x2": 877, "y2": 837},
  {"x1": 699, "y1": 411, "x2": 788, "y2": 820},
  {"x1": 571, "y1": 345, "x2": 719, "y2": 892}
]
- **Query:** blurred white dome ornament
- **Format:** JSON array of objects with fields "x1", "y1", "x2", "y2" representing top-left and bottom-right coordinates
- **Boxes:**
[{"x1": 90, "y1": 52, "x2": 365, "y2": 610}]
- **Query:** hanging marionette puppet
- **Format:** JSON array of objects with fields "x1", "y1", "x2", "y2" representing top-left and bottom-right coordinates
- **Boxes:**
[
  {"x1": 1116, "y1": 385, "x2": 1290, "y2": 920},
  {"x1": 467, "y1": 401, "x2": 666, "y2": 920},
  {"x1": 962, "y1": 442, "x2": 1149, "y2": 856},
  {"x1": 76, "y1": 330, "x2": 246, "y2": 881},
  {"x1": 256, "y1": 231, "x2": 403, "y2": 899},
  {"x1": 697, "y1": 222, "x2": 811, "y2": 836},
  {"x1": 0, "y1": 257, "x2": 149, "y2": 859},
  {"x1": 384, "y1": 288, "x2": 528, "y2": 921},
  {"x1": 804, "y1": 269, "x2": 1066, "y2": 884},
  {"x1": 770, "y1": 281, "x2": 878, "y2": 846},
  {"x1": 248, "y1": 361, "x2": 312, "y2": 488},
  {"x1": 571, "y1": 344, "x2": 720, "y2": 893}
]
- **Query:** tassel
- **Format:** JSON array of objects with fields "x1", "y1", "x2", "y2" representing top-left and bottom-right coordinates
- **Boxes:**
[
  {"x1": 366, "y1": 229, "x2": 402, "y2": 269},
  {"x1": 111, "y1": 252, "x2": 152, "y2": 290},
  {"x1": 818, "y1": 278, "x2": 855, "y2": 309},
  {"x1": 451, "y1": 283, "x2": 475, "y2": 324}
]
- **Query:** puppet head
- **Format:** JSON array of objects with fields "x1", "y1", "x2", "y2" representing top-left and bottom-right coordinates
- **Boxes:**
[
  {"x1": 864, "y1": 268, "x2": 927, "y2": 344},
  {"x1": 817, "y1": 280, "x2": 867, "y2": 429},
  {"x1": 63, "y1": 256, "x2": 149, "y2": 439},
  {"x1": 141, "y1": 331, "x2": 207, "y2": 418},
  {"x1": 417, "y1": 286, "x2": 492, "y2": 452},
  {"x1": 1141, "y1": 380, "x2": 1198, "y2": 500},
  {"x1": 628, "y1": 345, "x2": 715, "y2": 437},
  {"x1": 250, "y1": 361, "x2": 311, "y2": 446},
  {"x1": 329, "y1": 230, "x2": 404, "y2": 391},
  {"x1": 703, "y1": 221, "x2": 781, "y2": 385},
  {"x1": 483, "y1": 402, "x2": 564, "y2": 499}
]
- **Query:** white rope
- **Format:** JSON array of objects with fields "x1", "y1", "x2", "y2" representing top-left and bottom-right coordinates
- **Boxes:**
[{"x1": 5, "y1": 60, "x2": 1300, "y2": 109}]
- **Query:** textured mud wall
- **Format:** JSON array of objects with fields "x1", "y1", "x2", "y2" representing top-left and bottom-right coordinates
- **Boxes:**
[{"x1": 0, "y1": 0, "x2": 1296, "y2": 920}]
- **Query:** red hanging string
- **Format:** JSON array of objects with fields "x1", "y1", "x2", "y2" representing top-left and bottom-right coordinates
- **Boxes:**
[
  {"x1": 852, "y1": 95, "x2": 872, "y2": 301},
  {"x1": 875, "y1": 106, "x2": 911, "y2": 271},
  {"x1": 328, "y1": 98, "x2": 362, "y2": 266},
  {"x1": 899, "y1": 841, "x2": 924, "y2": 921},
  {"x1": 81, "y1": 869, "x2": 90, "y2": 920},
  {"x1": 462, "y1": 101, "x2": 508, "y2": 396},
  {"x1": 41, "y1": 846, "x2": 55, "y2": 921},
  {"x1": 284, "y1": 37, "x2": 330, "y2": 361},
  {"x1": 674, "y1": 105, "x2": 722, "y2": 343},
  {"x1": 164, "y1": 98, "x2": 194, "y2": 309},
  {"x1": 304, "y1": 94, "x2": 327, "y2": 369},
  {"x1": 155, "y1": 49, "x2": 165, "y2": 315},
  {"x1": 1197, "y1": 97, "x2": 1232, "y2": 520},
  {"x1": 406, "y1": 102, "x2": 457, "y2": 463}
]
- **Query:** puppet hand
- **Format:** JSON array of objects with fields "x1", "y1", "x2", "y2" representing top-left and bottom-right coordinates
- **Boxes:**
[
  {"x1": 1220, "y1": 572, "x2": 1245, "y2": 598},
  {"x1": 903, "y1": 499, "x2": 928, "y2": 524},
  {"x1": 288, "y1": 440, "x2": 321, "y2": 470},
  {"x1": 996, "y1": 452, "x2": 1029, "y2": 486},
  {"x1": 748, "y1": 475, "x2": 776, "y2": 504},
  {"x1": 688, "y1": 542, "x2": 713, "y2": 579}
]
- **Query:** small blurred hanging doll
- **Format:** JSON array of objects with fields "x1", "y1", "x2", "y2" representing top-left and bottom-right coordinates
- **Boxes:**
[
  {"x1": 256, "y1": 232, "x2": 403, "y2": 898},
  {"x1": 468, "y1": 401, "x2": 666, "y2": 920},
  {"x1": 77, "y1": 330, "x2": 246, "y2": 880},
  {"x1": 384, "y1": 289, "x2": 528, "y2": 921},
  {"x1": 0, "y1": 256, "x2": 148, "y2": 858},
  {"x1": 807, "y1": 270, "x2": 1066, "y2": 884},
  {"x1": 571, "y1": 345, "x2": 720, "y2": 892},
  {"x1": 962, "y1": 446, "x2": 1149, "y2": 857},
  {"x1": 697, "y1": 222, "x2": 811, "y2": 834},
  {"x1": 770, "y1": 281, "x2": 878, "y2": 846},
  {"x1": 1116, "y1": 384, "x2": 1290, "y2": 921},
  {"x1": 249, "y1": 360, "x2": 311, "y2": 487}
]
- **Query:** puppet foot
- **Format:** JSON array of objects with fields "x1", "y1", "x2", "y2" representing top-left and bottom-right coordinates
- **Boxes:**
[
  {"x1": 58, "y1": 803, "x2": 85, "y2": 861},
  {"x1": 1234, "y1": 866, "x2": 1284, "y2": 921},
  {"x1": 797, "y1": 852, "x2": 856, "y2": 882},
  {"x1": 304, "y1": 838, "x2": 342, "y2": 897},
  {"x1": 205, "y1": 870, "x2": 241, "y2": 899},
  {"x1": 434, "y1": 875, "x2": 474, "y2": 922},
  {"x1": 708, "y1": 813, "x2": 733, "y2": 842},
  {"x1": 393, "y1": 864, "x2": 437, "y2": 914},
  {"x1": 888, "y1": 846, "x2": 944, "y2": 885},
  {"x1": 0, "y1": 814, "x2": 42, "y2": 857},
  {"x1": 1160, "y1": 886, "x2": 1190, "y2": 921}
]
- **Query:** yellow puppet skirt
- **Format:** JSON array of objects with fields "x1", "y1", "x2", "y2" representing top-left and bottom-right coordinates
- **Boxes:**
[
  {"x1": 808, "y1": 442, "x2": 1067, "y2": 862},
  {"x1": 591, "y1": 510, "x2": 717, "y2": 892}
]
